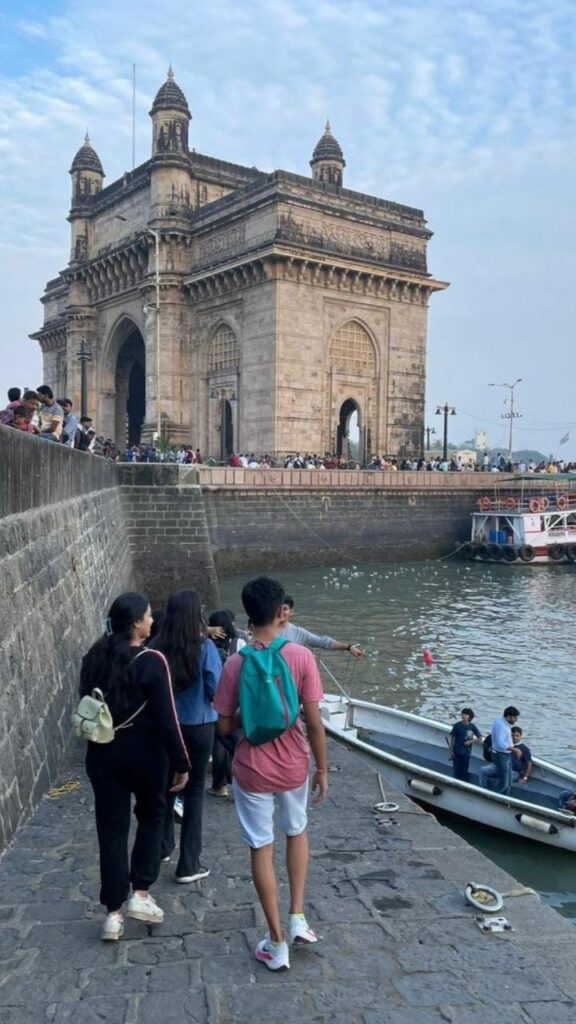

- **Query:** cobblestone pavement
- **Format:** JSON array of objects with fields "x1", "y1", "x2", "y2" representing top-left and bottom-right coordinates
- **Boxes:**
[{"x1": 1, "y1": 741, "x2": 575, "y2": 1024}]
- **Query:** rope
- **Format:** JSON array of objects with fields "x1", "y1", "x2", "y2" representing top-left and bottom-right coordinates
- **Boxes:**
[{"x1": 47, "y1": 780, "x2": 81, "y2": 799}]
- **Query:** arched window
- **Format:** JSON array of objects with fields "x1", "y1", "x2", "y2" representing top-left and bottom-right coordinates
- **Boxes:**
[
  {"x1": 208, "y1": 323, "x2": 239, "y2": 372},
  {"x1": 330, "y1": 320, "x2": 375, "y2": 375}
]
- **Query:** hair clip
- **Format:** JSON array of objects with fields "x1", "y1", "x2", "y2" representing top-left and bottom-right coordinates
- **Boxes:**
[{"x1": 104, "y1": 617, "x2": 114, "y2": 636}]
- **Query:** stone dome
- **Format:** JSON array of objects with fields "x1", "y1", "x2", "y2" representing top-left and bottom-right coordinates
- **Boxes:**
[
  {"x1": 311, "y1": 121, "x2": 345, "y2": 165},
  {"x1": 150, "y1": 66, "x2": 191, "y2": 116},
  {"x1": 70, "y1": 133, "x2": 104, "y2": 175}
]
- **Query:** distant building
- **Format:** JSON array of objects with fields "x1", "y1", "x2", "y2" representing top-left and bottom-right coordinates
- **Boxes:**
[
  {"x1": 31, "y1": 69, "x2": 448, "y2": 458},
  {"x1": 475, "y1": 430, "x2": 488, "y2": 451}
]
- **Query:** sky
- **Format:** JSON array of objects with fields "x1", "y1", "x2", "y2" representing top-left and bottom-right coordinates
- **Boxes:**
[{"x1": 1, "y1": 0, "x2": 575, "y2": 457}]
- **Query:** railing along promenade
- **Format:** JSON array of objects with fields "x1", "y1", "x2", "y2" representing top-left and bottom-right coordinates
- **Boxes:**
[{"x1": 194, "y1": 467, "x2": 575, "y2": 491}]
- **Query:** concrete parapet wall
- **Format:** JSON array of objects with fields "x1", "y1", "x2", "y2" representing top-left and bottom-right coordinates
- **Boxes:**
[{"x1": 0, "y1": 428, "x2": 133, "y2": 851}]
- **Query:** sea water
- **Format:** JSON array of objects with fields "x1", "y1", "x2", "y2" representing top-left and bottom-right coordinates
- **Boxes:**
[{"x1": 219, "y1": 559, "x2": 576, "y2": 921}]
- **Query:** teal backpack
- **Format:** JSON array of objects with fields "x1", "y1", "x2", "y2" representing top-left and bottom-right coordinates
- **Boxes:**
[{"x1": 239, "y1": 637, "x2": 300, "y2": 746}]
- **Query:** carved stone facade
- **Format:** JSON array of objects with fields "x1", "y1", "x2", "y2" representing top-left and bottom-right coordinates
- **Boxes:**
[{"x1": 32, "y1": 70, "x2": 448, "y2": 458}]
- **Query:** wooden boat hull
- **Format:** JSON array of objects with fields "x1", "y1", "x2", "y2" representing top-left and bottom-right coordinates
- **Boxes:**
[{"x1": 321, "y1": 696, "x2": 576, "y2": 852}]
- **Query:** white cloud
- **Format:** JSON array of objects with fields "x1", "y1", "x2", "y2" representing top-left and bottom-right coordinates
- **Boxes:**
[{"x1": 1, "y1": 0, "x2": 576, "y2": 453}]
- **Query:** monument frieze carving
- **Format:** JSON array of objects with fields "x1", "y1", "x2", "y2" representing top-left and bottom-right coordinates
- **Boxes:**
[
  {"x1": 199, "y1": 224, "x2": 246, "y2": 261},
  {"x1": 277, "y1": 214, "x2": 427, "y2": 273}
]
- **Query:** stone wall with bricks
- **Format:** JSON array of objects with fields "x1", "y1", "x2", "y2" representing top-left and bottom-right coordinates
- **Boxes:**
[{"x1": 0, "y1": 428, "x2": 134, "y2": 851}]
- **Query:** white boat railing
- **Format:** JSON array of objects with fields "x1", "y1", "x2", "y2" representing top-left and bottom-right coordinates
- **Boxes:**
[{"x1": 323, "y1": 697, "x2": 576, "y2": 827}]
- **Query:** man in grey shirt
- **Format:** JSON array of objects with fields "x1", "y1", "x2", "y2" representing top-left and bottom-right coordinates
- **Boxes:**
[{"x1": 278, "y1": 596, "x2": 364, "y2": 658}]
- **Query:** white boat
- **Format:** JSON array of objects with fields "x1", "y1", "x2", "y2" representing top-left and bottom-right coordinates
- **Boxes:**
[
  {"x1": 320, "y1": 694, "x2": 576, "y2": 851},
  {"x1": 463, "y1": 492, "x2": 576, "y2": 564}
]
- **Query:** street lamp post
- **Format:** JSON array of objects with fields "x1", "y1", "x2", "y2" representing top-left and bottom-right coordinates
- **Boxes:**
[
  {"x1": 76, "y1": 338, "x2": 92, "y2": 419},
  {"x1": 115, "y1": 215, "x2": 161, "y2": 440},
  {"x1": 435, "y1": 404, "x2": 456, "y2": 462},
  {"x1": 425, "y1": 426, "x2": 436, "y2": 452},
  {"x1": 488, "y1": 379, "x2": 522, "y2": 464}
]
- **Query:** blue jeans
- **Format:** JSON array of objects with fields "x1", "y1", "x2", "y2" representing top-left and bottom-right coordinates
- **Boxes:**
[
  {"x1": 479, "y1": 751, "x2": 511, "y2": 794},
  {"x1": 39, "y1": 433, "x2": 60, "y2": 442}
]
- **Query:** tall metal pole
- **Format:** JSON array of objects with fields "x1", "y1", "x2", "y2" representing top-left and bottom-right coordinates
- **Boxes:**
[
  {"x1": 436, "y1": 404, "x2": 456, "y2": 462},
  {"x1": 153, "y1": 230, "x2": 161, "y2": 441},
  {"x1": 77, "y1": 338, "x2": 92, "y2": 419},
  {"x1": 488, "y1": 379, "x2": 522, "y2": 464}
]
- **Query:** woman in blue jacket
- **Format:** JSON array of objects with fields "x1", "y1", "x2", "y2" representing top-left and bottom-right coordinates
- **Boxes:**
[{"x1": 151, "y1": 590, "x2": 222, "y2": 883}]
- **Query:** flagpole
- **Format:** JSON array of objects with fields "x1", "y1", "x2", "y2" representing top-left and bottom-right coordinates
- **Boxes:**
[{"x1": 132, "y1": 63, "x2": 136, "y2": 170}]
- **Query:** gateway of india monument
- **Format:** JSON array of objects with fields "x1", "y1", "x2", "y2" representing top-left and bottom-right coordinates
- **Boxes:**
[{"x1": 32, "y1": 69, "x2": 447, "y2": 460}]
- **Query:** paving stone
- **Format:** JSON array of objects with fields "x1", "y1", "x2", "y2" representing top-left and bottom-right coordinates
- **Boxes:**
[
  {"x1": 466, "y1": 965, "x2": 567, "y2": 1004},
  {"x1": 0, "y1": 969, "x2": 81, "y2": 1007},
  {"x1": 80, "y1": 965, "x2": 150, "y2": 997},
  {"x1": 51, "y1": 996, "x2": 130, "y2": 1023},
  {"x1": 363, "y1": 1010, "x2": 449, "y2": 1024},
  {"x1": 392, "y1": 973, "x2": 477, "y2": 1006},
  {"x1": 183, "y1": 931, "x2": 246, "y2": 959},
  {"x1": 20, "y1": 900, "x2": 91, "y2": 922},
  {"x1": 201, "y1": 908, "x2": 256, "y2": 932},
  {"x1": 134, "y1": 991, "x2": 207, "y2": 1023},
  {"x1": 448, "y1": 1007, "x2": 536, "y2": 1024},
  {"x1": 211, "y1": 982, "x2": 310, "y2": 1021},
  {"x1": 124, "y1": 937, "x2": 186, "y2": 964},
  {"x1": 523, "y1": 1002, "x2": 576, "y2": 1023},
  {"x1": 146, "y1": 960, "x2": 200, "y2": 990}
]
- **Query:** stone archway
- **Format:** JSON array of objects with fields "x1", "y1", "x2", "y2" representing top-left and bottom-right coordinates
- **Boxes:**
[
  {"x1": 113, "y1": 324, "x2": 146, "y2": 445},
  {"x1": 220, "y1": 400, "x2": 234, "y2": 462},
  {"x1": 337, "y1": 397, "x2": 364, "y2": 462}
]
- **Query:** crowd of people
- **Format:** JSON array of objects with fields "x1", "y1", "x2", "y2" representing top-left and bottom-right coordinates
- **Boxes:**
[
  {"x1": 0, "y1": 386, "x2": 120, "y2": 457},
  {"x1": 78, "y1": 579, "x2": 364, "y2": 965},
  {"x1": 3, "y1": 386, "x2": 574, "y2": 474}
]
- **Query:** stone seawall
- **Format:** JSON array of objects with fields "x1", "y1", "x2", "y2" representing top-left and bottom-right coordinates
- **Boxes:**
[
  {"x1": 0, "y1": 429, "x2": 133, "y2": 850},
  {"x1": 116, "y1": 464, "x2": 538, "y2": 587}
]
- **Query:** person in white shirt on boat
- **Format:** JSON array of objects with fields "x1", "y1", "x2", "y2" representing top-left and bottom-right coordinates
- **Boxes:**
[{"x1": 479, "y1": 706, "x2": 520, "y2": 795}]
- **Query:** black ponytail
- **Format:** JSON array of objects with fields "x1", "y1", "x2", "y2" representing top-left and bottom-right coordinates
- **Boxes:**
[{"x1": 80, "y1": 592, "x2": 149, "y2": 711}]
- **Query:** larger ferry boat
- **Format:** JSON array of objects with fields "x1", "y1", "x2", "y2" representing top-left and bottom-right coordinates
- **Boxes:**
[{"x1": 463, "y1": 492, "x2": 576, "y2": 564}]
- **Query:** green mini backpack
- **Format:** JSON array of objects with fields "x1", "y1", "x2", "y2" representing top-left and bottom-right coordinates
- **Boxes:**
[{"x1": 239, "y1": 637, "x2": 300, "y2": 746}]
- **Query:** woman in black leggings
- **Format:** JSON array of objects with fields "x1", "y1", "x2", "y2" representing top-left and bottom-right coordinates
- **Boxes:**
[
  {"x1": 80, "y1": 592, "x2": 190, "y2": 941},
  {"x1": 151, "y1": 590, "x2": 222, "y2": 883}
]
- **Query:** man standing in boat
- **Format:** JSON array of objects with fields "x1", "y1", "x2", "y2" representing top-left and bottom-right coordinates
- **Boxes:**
[
  {"x1": 479, "y1": 706, "x2": 520, "y2": 795},
  {"x1": 448, "y1": 708, "x2": 483, "y2": 782}
]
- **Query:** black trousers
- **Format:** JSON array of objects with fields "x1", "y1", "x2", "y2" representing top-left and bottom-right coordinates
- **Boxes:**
[
  {"x1": 86, "y1": 732, "x2": 169, "y2": 911},
  {"x1": 211, "y1": 729, "x2": 241, "y2": 790},
  {"x1": 162, "y1": 721, "x2": 215, "y2": 877}
]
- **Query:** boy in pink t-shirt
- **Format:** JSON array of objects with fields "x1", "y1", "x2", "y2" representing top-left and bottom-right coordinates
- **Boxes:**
[{"x1": 214, "y1": 576, "x2": 328, "y2": 972}]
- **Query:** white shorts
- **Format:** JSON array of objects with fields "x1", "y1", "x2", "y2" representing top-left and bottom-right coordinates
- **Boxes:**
[{"x1": 232, "y1": 779, "x2": 309, "y2": 849}]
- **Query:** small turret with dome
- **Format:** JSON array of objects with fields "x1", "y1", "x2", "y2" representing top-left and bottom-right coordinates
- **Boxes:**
[
  {"x1": 68, "y1": 132, "x2": 105, "y2": 263},
  {"x1": 150, "y1": 66, "x2": 191, "y2": 158},
  {"x1": 310, "y1": 121, "x2": 345, "y2": 186}
]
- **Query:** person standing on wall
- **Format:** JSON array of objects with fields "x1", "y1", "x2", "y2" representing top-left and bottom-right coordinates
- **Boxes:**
[
  {"x1": 150, "y1": 590, "x2": 223, "y2": 883},
  {"x1": 80, "y1": 592, "x2": 190, "y2": 942}
]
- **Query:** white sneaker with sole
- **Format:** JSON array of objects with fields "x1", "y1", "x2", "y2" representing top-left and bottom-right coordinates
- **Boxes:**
[
  {"x1": 126, "y1": 893, "x2": 164, "y2": 924},
  {"x1": 254, "y1": 934, "x2": 290, "y2": 971},
  {"x1": 289, "y1": 913, "x2": 318, "y2": 944},
  {"x1": 175, "y1": 866, "x2": 210, "y2": 884},
  {"x1": 101, "y1": 912, "x2": 124, "y2": 941}
]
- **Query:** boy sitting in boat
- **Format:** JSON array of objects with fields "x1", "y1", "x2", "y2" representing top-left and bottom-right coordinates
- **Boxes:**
[
  {"x1": 448, "y1": 708, "x2": 483, "y2": 782},
  {"x1": 511, "y1": 726, "x2": 532, "y2": 785}
]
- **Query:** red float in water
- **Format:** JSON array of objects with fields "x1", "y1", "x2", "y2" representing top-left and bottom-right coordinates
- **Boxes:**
[{"x1": 423, "y1": 649, "x2": 434, "y2": 666}]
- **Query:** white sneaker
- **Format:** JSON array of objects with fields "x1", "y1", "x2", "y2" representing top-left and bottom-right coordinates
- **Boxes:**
[
  {"x1": 126, "y1": 892, "x2": 164, "y2": 924},
  {"x1": 175, "y1": 866, "x2": 210, "y2": 884},
  {"x1": 254, "y1": 934, "x2": 290, "y2": 971},
  {"x1": 101, "y1": 912, "x2": 124, "y2": 941},
  {"x1": 289, "y1": 913, "x2": 318, "y2": 944}
]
